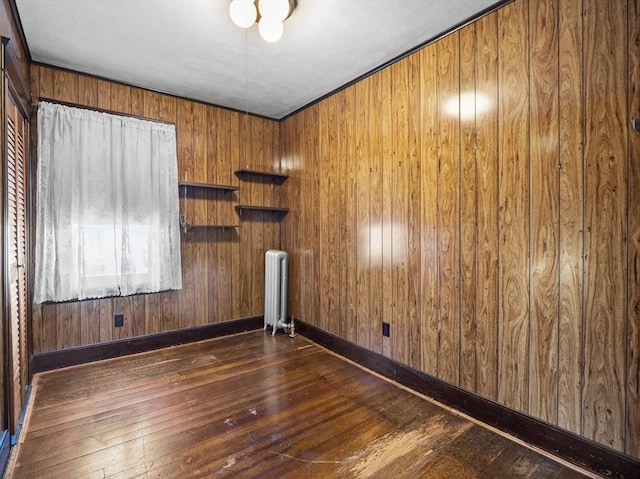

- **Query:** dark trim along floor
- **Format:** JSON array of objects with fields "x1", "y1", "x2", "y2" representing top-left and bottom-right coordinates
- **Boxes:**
[
  {"x1": 293, "y1": 319, "x2": 640, "y2": 479},
  {"x1": 30, "y1": 316, "x2": 263, "y2": 373}
]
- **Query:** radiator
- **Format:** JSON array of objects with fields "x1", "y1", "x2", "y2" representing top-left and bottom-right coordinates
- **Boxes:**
[{"x1": 264, "y1": 250, "x2": 290, "y2": 335}]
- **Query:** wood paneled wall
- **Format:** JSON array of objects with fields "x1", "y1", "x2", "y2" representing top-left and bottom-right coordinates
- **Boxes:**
[
  {"x1": 282, "y1": 0, "x2": 640, "y2": 459},
  {"x1": 29, "y1": 65, "x2": 282, "y2": 353},
  {"x1": 0, "y1": 0, "x2": 29, "y2": 81}
]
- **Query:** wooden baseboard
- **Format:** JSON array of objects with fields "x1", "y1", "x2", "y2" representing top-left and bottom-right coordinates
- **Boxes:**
[
  {"x1": 31, "y1": 316, "x2": 263, "y2": 374},
  {"x1": 294, "y1": 319, "x2": 640, "y2": 479}
]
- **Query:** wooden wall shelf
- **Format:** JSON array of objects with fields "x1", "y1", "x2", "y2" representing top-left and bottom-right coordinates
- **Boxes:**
[
  {"x1": 235, "y1": 205, "x2": 289, "y2": 215},
  {"x1": 234, "y1": 170, "x2": 288, "y2": 217},
  {"x1": 234, "y1": 169, "x2": 288, "y2": 184},
  {"x1": 179, "y1": 215, "x2": 239, "y2": 232},
  {"x1": 179, "y1": 182, "x2": 240, "y2": 232},
  {"x1": 179, "y1": 181, "x2": 239, "y2": 192},
  {"x1": 181, "y1": 224, "x2": 239, "y2": 231}
]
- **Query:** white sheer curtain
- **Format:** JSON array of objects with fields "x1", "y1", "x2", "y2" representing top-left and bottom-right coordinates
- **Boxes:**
[{"x1": 34, "y1": 101, "x2": 182, "y2": 303}]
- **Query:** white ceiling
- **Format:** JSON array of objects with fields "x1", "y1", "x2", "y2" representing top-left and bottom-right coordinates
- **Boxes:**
[{"x1": 15, "y1": 0, "x2": 503, "y2": 120}]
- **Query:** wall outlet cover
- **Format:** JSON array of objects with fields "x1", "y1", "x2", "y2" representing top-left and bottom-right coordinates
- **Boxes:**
[
  {"x1": 382, "y1": 322, "x2": 390, "y2": 337},
  {"x1": 114, "y1": 314, "x2": 124, "y2": 328}
]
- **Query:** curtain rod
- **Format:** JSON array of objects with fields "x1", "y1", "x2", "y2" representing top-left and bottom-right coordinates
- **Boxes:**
[{"x1": 37, "y1": 97, "x2": 175, "y2": 126}]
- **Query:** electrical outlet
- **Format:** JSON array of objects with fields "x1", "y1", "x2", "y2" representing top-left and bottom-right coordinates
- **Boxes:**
[
  {"x1": 382, "y1": 322, "x2": 390, "y2": 337},
  {"x1": 634, "y1": 118, "x2": 640, "y2": 132},
  {"x1": 114, "y1": 314, "x2": 124, "y2": 328}
]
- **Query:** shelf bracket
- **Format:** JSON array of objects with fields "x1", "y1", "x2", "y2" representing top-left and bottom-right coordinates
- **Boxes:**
[{"x1": 179, "y1": 214, "x2": 189, "y2": 233}]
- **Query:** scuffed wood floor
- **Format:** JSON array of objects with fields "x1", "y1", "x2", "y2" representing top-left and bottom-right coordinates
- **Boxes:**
[{"x1": 6, "y1": 331, "x2": 590, "y2": 478}]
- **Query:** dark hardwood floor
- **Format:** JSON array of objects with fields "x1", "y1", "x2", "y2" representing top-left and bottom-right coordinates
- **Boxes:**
[{"x1": 6, "y1": 331, "x2": 592, "y2": 478}]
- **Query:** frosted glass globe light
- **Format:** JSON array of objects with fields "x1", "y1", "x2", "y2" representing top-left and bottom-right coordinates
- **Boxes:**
[
  {"x1": 258, "y1": 0, "x2": 290, "y2": 22},
  {"x1": 258, "y1": 17, "x2": 284, "y2": 42},
  {"x1": 230, "y1": 0, "x2": 257, "y2": 28}
]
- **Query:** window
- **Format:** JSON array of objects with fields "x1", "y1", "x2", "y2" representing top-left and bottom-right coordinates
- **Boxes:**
[
  {"x1": 74, "y1": 223, "x2": 150, "y2": 276},
  {"x1": 34, "y1": 101, "x2": 182, "y2": 303}
]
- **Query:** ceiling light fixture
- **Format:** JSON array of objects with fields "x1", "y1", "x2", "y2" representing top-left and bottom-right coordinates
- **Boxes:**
[{"x1": 229, "y1": 0, "x2": 296, "y2": 43}]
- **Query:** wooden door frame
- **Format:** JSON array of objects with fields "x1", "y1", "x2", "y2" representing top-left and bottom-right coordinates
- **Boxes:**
[{"x1": 0, "y1": 35, "x2": 30, "y2": 448}]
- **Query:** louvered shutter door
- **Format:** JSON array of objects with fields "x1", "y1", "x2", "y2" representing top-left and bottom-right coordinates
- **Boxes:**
[{"x1": 6, "y1": 90, "x2": 28, "y2": 434}]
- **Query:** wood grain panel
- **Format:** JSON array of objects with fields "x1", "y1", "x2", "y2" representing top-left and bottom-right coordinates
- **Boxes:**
[
  {"x1": 627, "y1": 0, "x2": 640, "y2": 457},
  {"x1": 318, "y1": 96, "x2": 339, "y2": 335},
  {"x1": 281, "y1": 113, "x2": 298, "y2": 317},
  {"x1": 327, "y1": 98, "x2": 339, "y2": 335},
  {"x1": 55, "y1": 303, "x2": 81, "y2": 350},
  {"x1": 251, "y1": 209, "x2": 265, "y2": 319},
  {"x1": 110, "y1": 83, "x2": 132, "y2": 114},
  {"x1": 177, "y1": 99, "x2": 193, "y2": 182},
  {"x1": 557, "y1": 0, "x2": 584, "y2": 435},
  {"x1": 191, "y1": 103, "x2": 208, "y2": 327},
  {"x1": 335, "y1": 91, "x2": 347, "y2": 339},
  {"x1": 207, "y1": 107, "x2": 222, "y2": 322},
  {"x1": 131, "y1": 295, "x2": 146, "y2": 338},
  {"x1": 143, "y1": 89, "x2": 161, "y2": 120},
  {"x1": 131, "y1": 88, "x2": 144, "y2": 116},
  {"x1": 37, "y1": 65, "x2": 54, "y2": 99},
  {"x1": 459, "y1": 23, "x2": 478, "y2": 392},
  {"x1": 529, "y1": 0, "x2": 560, "y2": 424},
  {"x1": 227, "y1": 112, "x2": 242, "y2": 322},
  {"x1": 248, "y1": 120, "x2": 262, "y2": 318},
  {"x1": 308, "y1": 105, "x2": 321, "y2": 337},
  {"x1": 207, "y1": 106, "x2": 221, "y2": 230},
  {"x1": 582, "y1": 0, "x2": 627, "y2": 451},
  {"x1": 266, "y1": 119, "x2": 281, "y2": 258},
  {"x1": 368, "y1": 73, "x2": 383, "y2": 356},
  {"x1": 78, "y1": 76, "x2": 97, "y2": 108},
  {"x1": 177, "y1": 99, "x2": 195, "y2": 331},
  {"x1": 39, "y1": 306, "x2": 57, "y2": 354},
  {"x1": 436, "y1": 32, "x2": 460, "y2": 385},
  {"x1": 96, "y1": 80, "x2": 111, "y2": 110},
  {"x1": 342, "y1": 88, "x2": 358, "y2": 344},
  {"x1": 235, "y1": 114, "x2": 252, "y2": 319},
  {"x1": 120, "y1": 295, "x2": 144, "y2": 339},
  {"x1": 52, "y1": 70, "x2": 78, "y2": 104},
  {"x1": 316, "y1": 98, "x2": 338, "y2": 331},
  {"x1": 355, "y1": 77, "x2": 371, "y2": 350},
  {"x1": 406, "y1": 53, "x2": 422, "y2": 370},
  {"x1": 285, "y1": 113, "x2": 299, "y2": 318},
  {"x1": 29, "y1": 63, "x2": 40, "y2": 102},
  {"x1": 218, "y1": 108, "x2": 241, "y2": 321},
  {"x1": 391, "y1": 59, "x2": 409, "y2": 365},
  {"x1": 191, "y1": 102, "x2": 207, "y2": 225},
  {"x1": 79, "y1": 300, "x2": 102, "y2": 345},
  {"x1": 112, "y1": 294, "x2": 133, "y2": 341},
  {"x1": 419, "y1": 42, "x2": 439, "y2": 376},
  {"x1": 497, "y1": 0, "x2": 530, "y2": 413},
  {"x1": 380, "y1": 66, "x2": 393, "y2": 358},
  {"x1": 293, "y1": 108, "x2": 309, "y2": 325}
]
